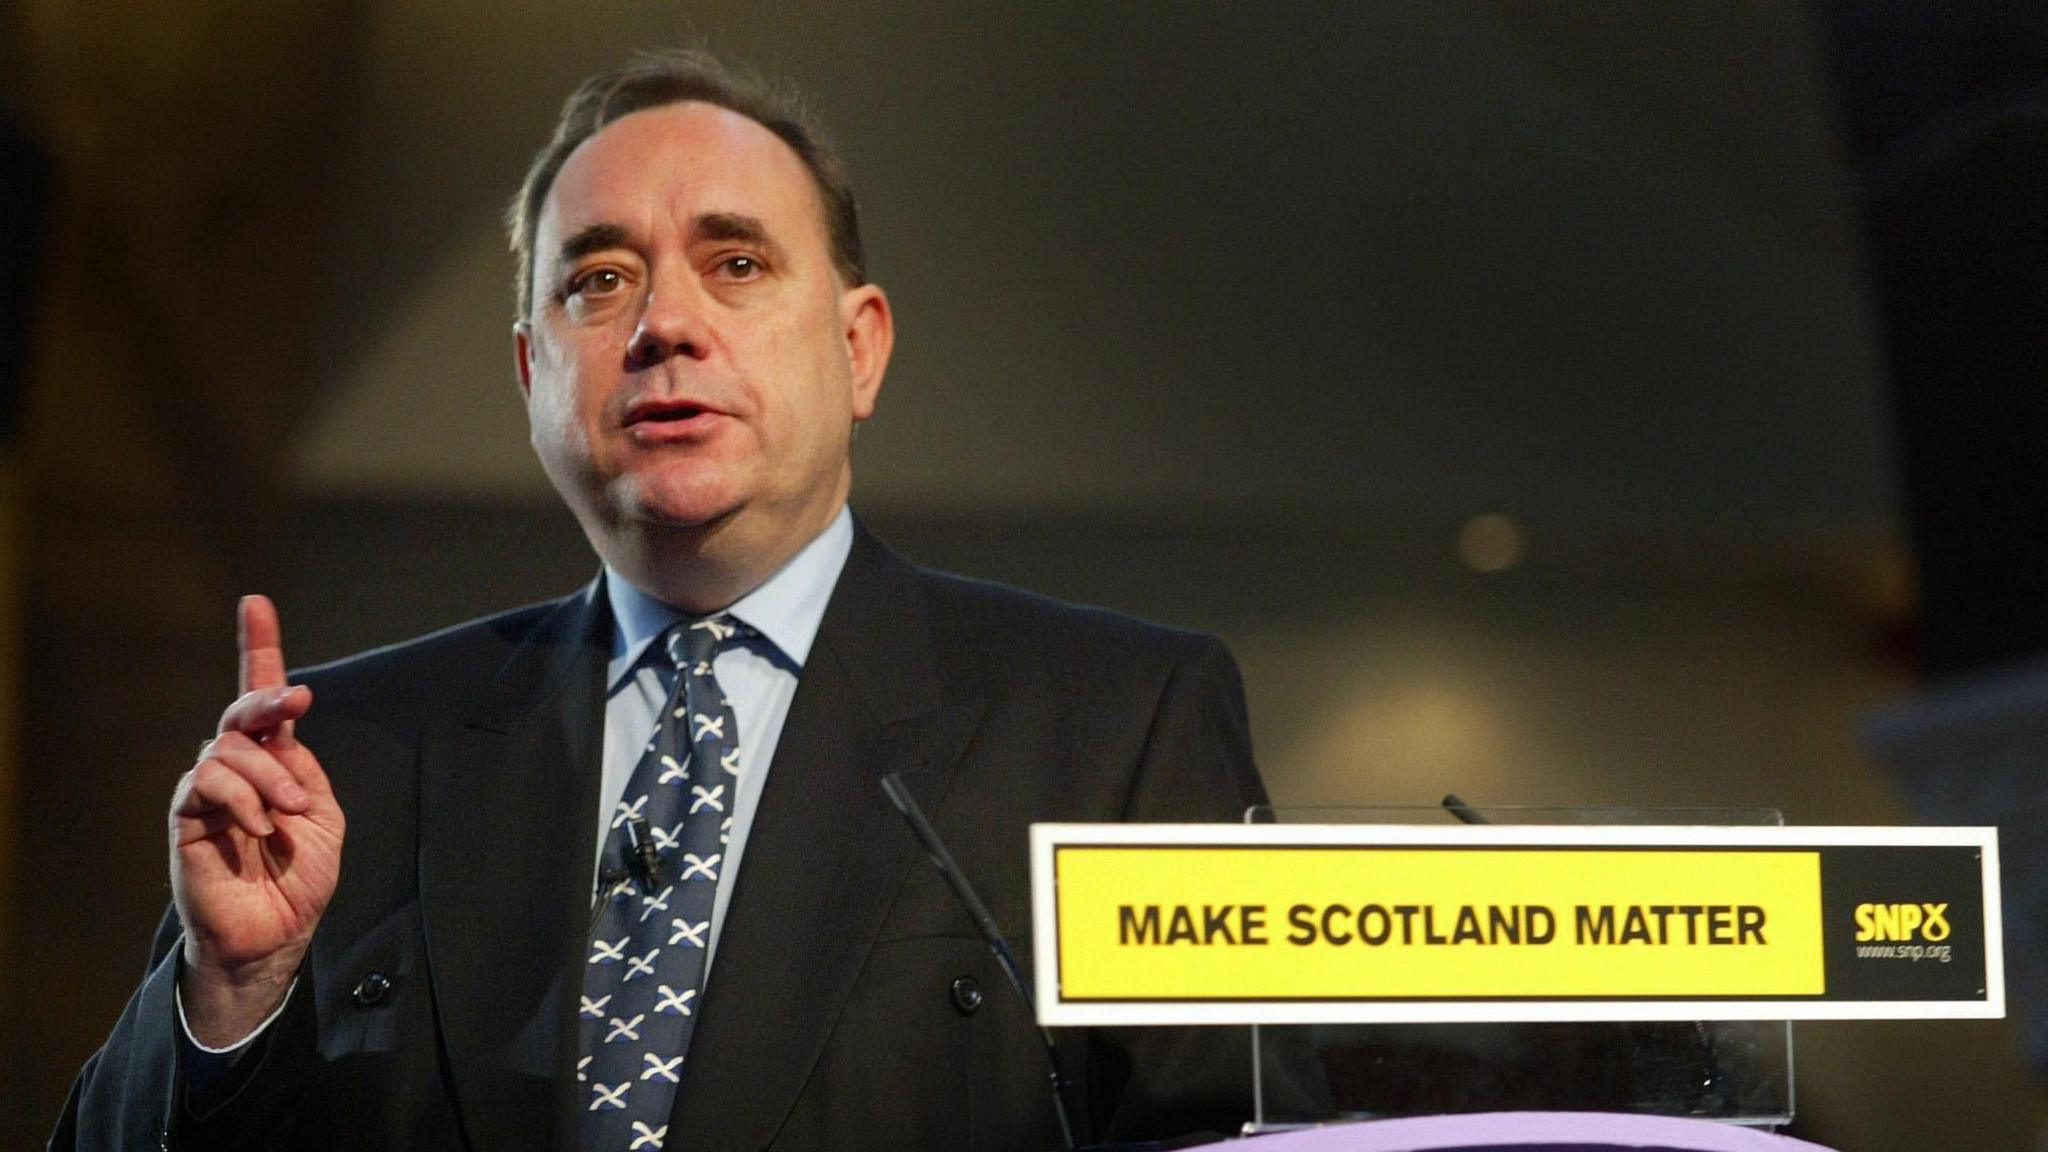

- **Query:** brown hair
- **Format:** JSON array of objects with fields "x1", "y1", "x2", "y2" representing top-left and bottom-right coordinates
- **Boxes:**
[{"x1": 505, "y1": 48, "x2": 864, "y2": 317}]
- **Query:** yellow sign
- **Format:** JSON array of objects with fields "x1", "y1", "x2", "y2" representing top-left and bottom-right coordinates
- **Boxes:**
[
  {"x1": 1029, "y1": 824, "x2": 2004, "y2": 1025},
  {"x1": 1054, "y1": 846, "x2": 1824, "y2": 1000}
]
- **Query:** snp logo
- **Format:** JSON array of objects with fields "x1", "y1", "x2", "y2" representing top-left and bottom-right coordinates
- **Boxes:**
[{"x1": 1853, "y1": 902, "x2": 1951, "y2": 942}]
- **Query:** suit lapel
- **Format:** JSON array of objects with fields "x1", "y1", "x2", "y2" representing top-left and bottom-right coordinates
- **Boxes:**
[
  {"x1": 666, "y1": 525, "x2": 984, "y2": 1150},
  {"x1": 418, "y1": 582, "x2": 610, "y2": 1152}
]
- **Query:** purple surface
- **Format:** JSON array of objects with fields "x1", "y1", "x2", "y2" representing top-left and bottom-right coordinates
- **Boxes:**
[{"x1": 1240, "y1": 1112, "x2": 1836, "y2": 1151}]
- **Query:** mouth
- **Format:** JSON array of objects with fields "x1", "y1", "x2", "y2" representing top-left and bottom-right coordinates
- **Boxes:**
[
  {"x1": 622, "y1": 397, "x2": 735, "y2": 445},
  {"x1": 625, "y1": 399, "x2": 720, "y2": 427}
]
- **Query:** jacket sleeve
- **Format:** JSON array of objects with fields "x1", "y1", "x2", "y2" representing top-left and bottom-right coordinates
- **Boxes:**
[
  {"x1": 1084, "y1": 634, "x2": 1333, "y2": 1143},
  {"x1": 49, "y1": 907, "x2": 318, "y2": 1151},
  {"x1": 48, "y1": 909, "x2": 184, "y2": 1151}
]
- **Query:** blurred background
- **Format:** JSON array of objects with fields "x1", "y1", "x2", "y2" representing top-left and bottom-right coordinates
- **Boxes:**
[{"x1": 5, "y1": 2, "x2": 2047, "y2": 1148}]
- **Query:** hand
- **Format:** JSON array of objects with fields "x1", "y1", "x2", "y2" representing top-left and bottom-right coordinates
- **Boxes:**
[{"x1": 170, "y1": 595, "x2": 346, "y2": 1045}]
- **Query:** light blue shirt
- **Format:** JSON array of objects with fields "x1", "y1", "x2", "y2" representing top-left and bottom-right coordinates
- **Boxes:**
[{"x1": 598, "y1": 506, "x2": 853, "y2": 974}]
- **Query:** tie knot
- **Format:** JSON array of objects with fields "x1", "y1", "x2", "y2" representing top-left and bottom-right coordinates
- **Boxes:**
[{"x1": 664, "y1": 614, "x2": 748, "y2": 668}]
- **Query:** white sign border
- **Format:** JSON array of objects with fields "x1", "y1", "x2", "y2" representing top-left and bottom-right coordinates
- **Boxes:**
[{"x1": 1028, "y1": 823, "x2": 2005, "y2": 1027}]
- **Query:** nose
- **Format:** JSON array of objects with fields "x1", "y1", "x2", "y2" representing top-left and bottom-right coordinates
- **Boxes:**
[{"x1": 625, "y1": 273, "x2": 712, "y2": 369}]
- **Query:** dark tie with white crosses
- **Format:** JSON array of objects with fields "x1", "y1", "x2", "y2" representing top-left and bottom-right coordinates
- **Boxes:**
[{"x1": 580, "y1": 615, "x2": 750, "y2": 1151}]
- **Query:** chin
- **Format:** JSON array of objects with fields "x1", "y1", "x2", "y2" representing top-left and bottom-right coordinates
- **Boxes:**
[{"x1": 611, "y1": 473, "x2": 746, "y2": 532}]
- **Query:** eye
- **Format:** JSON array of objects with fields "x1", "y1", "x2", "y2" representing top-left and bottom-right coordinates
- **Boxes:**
[
  {"x1": 715, "y1": 255, "x2": 764, "y2": 281},
  {"x1": 567, "y1": 267, "x2": 626, "y2": 299}
]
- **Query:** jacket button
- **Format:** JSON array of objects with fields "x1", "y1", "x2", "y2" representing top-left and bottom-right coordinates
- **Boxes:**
[
  {"x1": 950, "y1": 976, "x2": 983, "y2": 1015},
  {"x1": 352, "y1": 971, "x2": 392, "y2": 1007}
]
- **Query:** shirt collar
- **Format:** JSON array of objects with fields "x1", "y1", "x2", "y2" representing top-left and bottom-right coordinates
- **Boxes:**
[{"x1": 604, "y1": 506, "x2": 854, "y2": 691}]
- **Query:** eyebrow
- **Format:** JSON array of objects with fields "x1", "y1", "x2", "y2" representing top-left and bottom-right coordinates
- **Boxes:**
[
  {"x1": 696, "y1": 212, "x2": 788, "y2": 263},
  {"x1": 555, "y1": 222, "x2": 631, "y2": 270}
]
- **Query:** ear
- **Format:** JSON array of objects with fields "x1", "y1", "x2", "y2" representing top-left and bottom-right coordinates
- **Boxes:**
[
  {"x1": 840, "y1": 284, "x2": 894, "y2": 423},
  {"x1": 513, "y1": 321, "x2": 535, "y2": 400}
]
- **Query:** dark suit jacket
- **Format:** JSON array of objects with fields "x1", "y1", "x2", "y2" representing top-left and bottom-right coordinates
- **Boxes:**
[{"x1": 54, "y1": 523, "x2": 1287, "y2": 1150}]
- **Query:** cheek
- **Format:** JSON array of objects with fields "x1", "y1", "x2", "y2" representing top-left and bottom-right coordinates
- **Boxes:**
[
  {"x1": 527, "y1": 384, "x2": 573, "y2": 436},
  {"x1": 523, "y1": 355, "x2": 599, "y2": 459},
  {"x1": 786, "y1": 316, "x2": 858, "y2": 419},
  {"x1": 529, "y1": 331, "x2": 614, "y2": 417},
  {"x1": 727, "y1": 301, "x2": 856, "y2": 456},
  {"x1": 524, "y1": 386, "x2": 583, "y2": 470}
]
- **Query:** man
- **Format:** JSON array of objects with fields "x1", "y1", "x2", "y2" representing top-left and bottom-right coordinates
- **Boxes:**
[{"x1": 54, "y1": 50, "x2": 1294, "y2": 1150}]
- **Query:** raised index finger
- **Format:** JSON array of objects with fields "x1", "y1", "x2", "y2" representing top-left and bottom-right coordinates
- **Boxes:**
[{"x1": 239, "y1": 594, "x2": 289, "y2": 696}]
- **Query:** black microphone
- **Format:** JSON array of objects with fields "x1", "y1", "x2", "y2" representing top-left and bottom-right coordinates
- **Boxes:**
[
  {"x1": 626, "y1": 814, "x2": 666, "y2": 890},
  {"x1": 588, "y1": 816, "x2": 667, "y2": 939},
  {"x1": 1441, "y1": 792, "x2": 1489, "y2": 825},
  {"x1": 880, "y1": 773, "x2": 1079, "y2": 1152}
]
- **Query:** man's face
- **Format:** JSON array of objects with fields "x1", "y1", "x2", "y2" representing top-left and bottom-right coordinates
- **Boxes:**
[{"x1": 517, "y1": 101, "x2": 890, "y2": 587}]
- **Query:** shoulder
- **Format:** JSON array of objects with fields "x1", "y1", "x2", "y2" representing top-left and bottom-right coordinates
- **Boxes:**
[
  {"x1": 287, "y1": 588, "x2": 590, "y2": 722},
  {"x1": 865, "y1": 538, "x2": 1266, "y2": 818},
  {"x1": 861, "y1": 539, "x2": 1237, "y2": 701},
  {"x1": 918, "y1": 564, "x2": 1220, "y2": 662}
]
